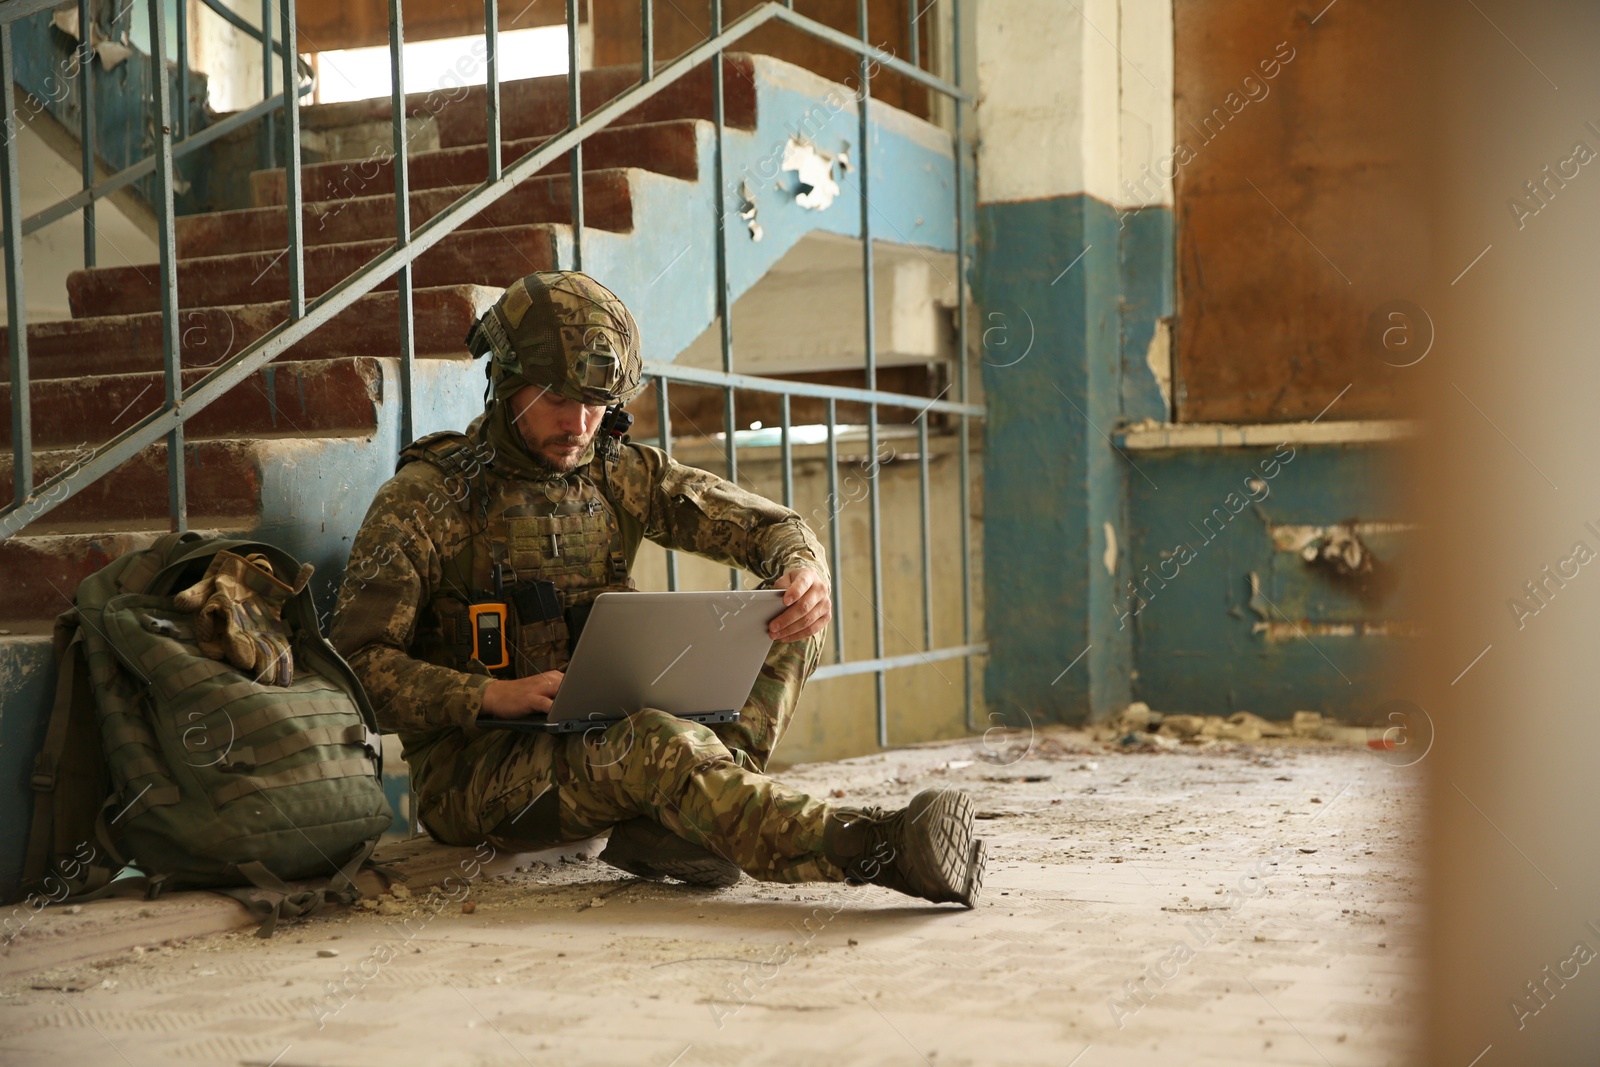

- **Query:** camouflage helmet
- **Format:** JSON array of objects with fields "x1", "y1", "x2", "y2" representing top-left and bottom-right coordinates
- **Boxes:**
[{"x1": 465, "y1": 271, "x2": 645, "y2": 406}]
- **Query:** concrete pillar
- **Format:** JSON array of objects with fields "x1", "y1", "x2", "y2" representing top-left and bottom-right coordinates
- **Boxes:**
[{"x1": 974, "y1": 0, "x2": 1173, "y2": 724}]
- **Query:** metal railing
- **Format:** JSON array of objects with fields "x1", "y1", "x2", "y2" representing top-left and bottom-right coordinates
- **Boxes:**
[{"x1": 0, "y1": 0, "x2": 983, "y2": 740}]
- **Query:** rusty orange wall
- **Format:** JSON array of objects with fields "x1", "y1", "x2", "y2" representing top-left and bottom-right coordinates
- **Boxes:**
[
  {"x1": 1173, "y1": 1, "x2": 1428, "y2": 423},
  {"x1": 296, "y1": 0, "x2": 563, "y2": 52},
  {"x1": 590, "y1": 0, "x2": 933, "y2": 118}
]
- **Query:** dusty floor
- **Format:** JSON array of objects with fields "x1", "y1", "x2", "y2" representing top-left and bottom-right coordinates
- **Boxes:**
[{"x1": 0, "y1": 728, "x2": 1422, "y2": 1066}]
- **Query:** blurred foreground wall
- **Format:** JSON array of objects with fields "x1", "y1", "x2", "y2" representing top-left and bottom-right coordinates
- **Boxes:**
[{"x1": 1421, "y1": 1, "x2": 1600, "y2": 1062}]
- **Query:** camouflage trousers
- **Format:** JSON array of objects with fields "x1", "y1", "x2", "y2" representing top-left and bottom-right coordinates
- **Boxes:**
[{"x1": 413, "y1": 630, "x2": 848, "y2": 883}]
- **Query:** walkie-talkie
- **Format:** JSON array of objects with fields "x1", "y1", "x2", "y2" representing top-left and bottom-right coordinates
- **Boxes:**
[{"x1": 469, "y1": 563, "x2": 512, "y2": 670}]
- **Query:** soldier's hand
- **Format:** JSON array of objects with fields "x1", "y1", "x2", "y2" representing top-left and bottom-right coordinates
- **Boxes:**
[
  {"x1": 769, "y1": 566, "x2": 831, "y2": 642},
  {"x1": 480, "y1": 670, "x2": 565, "y2": 719}
]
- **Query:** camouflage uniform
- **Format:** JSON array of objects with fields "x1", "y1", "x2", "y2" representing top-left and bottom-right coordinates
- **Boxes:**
[{"x1": 329, "y1": 273, "x2": 846, "y2": 883}]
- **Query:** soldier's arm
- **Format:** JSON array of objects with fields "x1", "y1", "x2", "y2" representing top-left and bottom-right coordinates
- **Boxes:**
[
  {"x1": 610, "y1": 441, "x2": 829, "y2": 582},
  {"x1": 329, "y1": 471, "x2": 492, "y2": 733}
]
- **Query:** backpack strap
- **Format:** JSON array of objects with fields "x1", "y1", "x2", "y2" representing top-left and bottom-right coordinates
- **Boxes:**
[
  {"x1": 17, "y1": 628, "x2": 117, "y2": 902},
  {"x1": 398, "y1": 431, "x2": 493, "y2": 518},
  {"x1": 117, "y1": 531, "x2": 204, "y2": 595},
  {"x1": 223, "y1": 838, "x2": 376, "y2": 937}
]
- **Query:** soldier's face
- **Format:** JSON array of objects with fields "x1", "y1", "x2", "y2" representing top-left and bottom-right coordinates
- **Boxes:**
[{"x1": 510, "y1": 386, "x2": 607, "y2": 472}]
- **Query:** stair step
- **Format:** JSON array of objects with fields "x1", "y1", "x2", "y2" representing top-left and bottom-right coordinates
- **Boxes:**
[
  {"x1": 0, "y1": 529, "x2": 234, "y2": 623},
  {"x1": 179, "y1": 169, "x2": 634, "y2": 258},
  {"x1": 0, "y1": 439, "x2": 268, "y2": 532},
  {"x1": 253, "y1": 54, "x2": 754, "y2": 154},
  {"x1": 437, "y1": 55, "x2": 755, "y2": 149},
  {"x1": 0, "y1": 357, "x2": 383, "y2": 451},
  {"x1": 67, "y1": 224, "x2": 559, "y2": 317},
  {"x1": 251, "y1": 119, "x2": 702, "y2": 208},
  {"x1": 0, "y1": 287, "x2": 495, "y2": 382}
]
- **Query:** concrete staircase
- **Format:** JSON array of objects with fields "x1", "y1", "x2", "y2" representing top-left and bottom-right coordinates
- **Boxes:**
[{"x1": 0, "y1": 52, "x2": 959, "y2": 891}]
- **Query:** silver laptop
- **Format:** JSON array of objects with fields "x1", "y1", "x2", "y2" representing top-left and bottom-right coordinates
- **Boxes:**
[{"x1": 478, "y1": 589, "x2": 786, "y2": 734}]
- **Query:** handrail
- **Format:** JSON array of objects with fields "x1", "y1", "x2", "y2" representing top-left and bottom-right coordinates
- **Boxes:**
[
  {"x1": 18, "y1": 1, "x2": 313, "y2": 237},
  {"x1": 22, "y1": 91, "x2": 299, "y2": 235},
  {"x1": 1, "y1": 2, "x2": 968, "y2": 540},
  {"x1": 1, "y1": 0, "x2": 985, "y2": 739},
  {"x1": 640, "y1": 362, "x2": 985, "y2": 417}
]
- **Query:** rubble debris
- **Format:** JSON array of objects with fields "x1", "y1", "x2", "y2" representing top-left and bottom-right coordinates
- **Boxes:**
[
  {"x1": 1292, "y1": 710, "x2": 1324, "y2": 736},
  {"x1": 1089, "y1": 701, "x2": 1379, "y2": 749}
]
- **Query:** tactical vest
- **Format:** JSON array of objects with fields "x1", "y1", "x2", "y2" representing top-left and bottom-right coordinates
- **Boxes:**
[{"x1": 397, "y1": 431, "x2": 635, "y2": 680}]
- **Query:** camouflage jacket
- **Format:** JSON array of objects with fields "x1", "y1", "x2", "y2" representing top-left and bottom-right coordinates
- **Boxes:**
[{"x1": 329, "y1": 426, "x2": 827, "y2": 752}]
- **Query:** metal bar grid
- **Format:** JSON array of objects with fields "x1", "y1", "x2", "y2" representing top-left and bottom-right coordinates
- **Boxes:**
[
  {"x1": 485, "y1": 0, "x2": 501, "y2": 181},
  {"x1": 259, "y1": 0, "x2": 273, "y2": 170},
  {"x1": 779, "y1": 393, "x2": 793, "y2": 508},
  {"x1": 24, "y1": 90, "x2": 300, "y2": 236},
  {"x1": 566, "y1": 0, "x2": 584, "y2": 271},
  {"x1": 825, "y1": 399, "x2": 844, "y2": 665},
  {"x1": 918, "y1": 411, "x2": 932, "y2": 649},
  {"x1": 907, "y1": 0, "x2": 920, "y2": 69},
  {"x1": 640, "y1": 0, "x2": 654, "y2": 82},
  {"x1": 76, "y1": 0, "x2": 95, "y2": 266},
  {"x1": 1, "y1": 23, "x2": 31, "y2": 509},
  {"x1": 856, "y1": 0, "x2": 888, "y2": 747},
  {"x1": 0, "y1": 0, "x2": 984, "y2": 743},
  {"x1": 710, "y1": 0, "x2": 739, "y2": 591},
  {"x1": 280, "y1": 0, "x2": 304, "y2": 320},
  {"x1": 0, "y1": 1, "x2": 979, "y2": 579},
  {"x1": 177, "y1": 0, "x2": 190, "y2": 140},
  {"x1": 643, "y1": 361, "x2": 980, "y2": 415},
  {"x1": 148, "y1": 0, "x2": 186, "y2": 531},
  {"x1": 40, "y1": 0, "x2": 322, "y2": 231},
  {"x1": 389, "y1": 0, "x2": 416, "y2": 446},
  {"x1": 655, "y1": 376, "x2": 678, "y2": 592},
  {"x1": 952, "y1": 0, "x2": 975, "y2": 730},
  {"x1": 814, "y1": 643, "x2": 984, "y2": 681}
]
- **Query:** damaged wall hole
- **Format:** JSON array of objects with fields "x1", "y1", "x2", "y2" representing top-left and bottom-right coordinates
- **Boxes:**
[{"x1": 1271, "y1": 522, "x2": 1411, "y2": 608}]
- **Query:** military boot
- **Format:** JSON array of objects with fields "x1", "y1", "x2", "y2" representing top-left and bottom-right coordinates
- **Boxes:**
[
  {"x1": 822, "y1": 788, "x2": 986, "y2": 908},
  {"x1": 600, "y1": 817, "x2": 742, "y2": 888}
]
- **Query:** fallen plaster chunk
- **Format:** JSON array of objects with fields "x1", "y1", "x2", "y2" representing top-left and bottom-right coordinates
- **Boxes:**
[{"x1": 782, "y1": 138, "x2": 843, "y2": 211}]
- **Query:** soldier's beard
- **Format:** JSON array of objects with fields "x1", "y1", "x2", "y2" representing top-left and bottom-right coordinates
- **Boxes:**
[{"x1": 522, "y1": 429, "x2": 595, "y2": 473}]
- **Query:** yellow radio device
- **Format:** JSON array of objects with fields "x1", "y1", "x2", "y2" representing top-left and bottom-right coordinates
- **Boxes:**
[{"x1": 468, "y1": 603, "x2": 510, "y2": 669}]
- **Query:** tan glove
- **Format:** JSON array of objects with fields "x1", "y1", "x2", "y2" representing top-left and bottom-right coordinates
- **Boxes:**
[{"x1": 174, "y1": 551, "x2": 314, "y2": 687}]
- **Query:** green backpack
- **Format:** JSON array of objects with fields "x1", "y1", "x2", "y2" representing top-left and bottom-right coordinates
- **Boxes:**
[{"x1": 20, "y1": 532, "x2": 393, "y2": 934}]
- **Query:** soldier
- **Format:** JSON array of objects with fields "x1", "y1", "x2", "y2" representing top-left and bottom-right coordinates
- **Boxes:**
[{"x1": 329, "y1": 271, "x2": 986, "y2": 906}]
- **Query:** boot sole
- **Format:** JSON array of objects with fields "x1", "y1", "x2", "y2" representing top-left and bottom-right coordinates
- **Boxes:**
[
  {"x1": 600, "y1": 819, "x2": 743, "y2": 889},
  {"x1": 642, "y1": 856, "x2": 742, "y2": 889},
  {"x1": 907, "y1": 789, "x2": 986, "y2": 908},
  {"x1": 600, "y1": 843, "x2": 742, "y2": 889},
  {"x1": 600, "y1": 851, "x2": 742, "y2": 888}
]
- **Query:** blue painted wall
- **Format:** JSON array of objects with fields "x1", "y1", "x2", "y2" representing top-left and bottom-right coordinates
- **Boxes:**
[
  {"x1": 975, "y1": 191, "x2": 1406, "y2": 724},
  {"x1": 975, "y1": 194, "x2": 1173, "y2": 725},
  {"x1": 1126, "y1": 441, "x2": 1411, "y2": 717}
]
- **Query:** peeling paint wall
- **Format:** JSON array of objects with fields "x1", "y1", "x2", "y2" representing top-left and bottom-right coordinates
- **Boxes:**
[
  {"x1": 1127, "y1": 442, "x2": 1413, "y2": 717},
  {"x1": 975, "y1": 0, "x2": 1175, "y2": 726},
  {"x1": 1172, "y1": 0, "x2": 1428, "y2": 422}
]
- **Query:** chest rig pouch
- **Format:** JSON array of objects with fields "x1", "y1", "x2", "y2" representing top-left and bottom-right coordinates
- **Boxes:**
[{"x1": 398, "y1": 433, "x2": 633, "y2": 681}]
